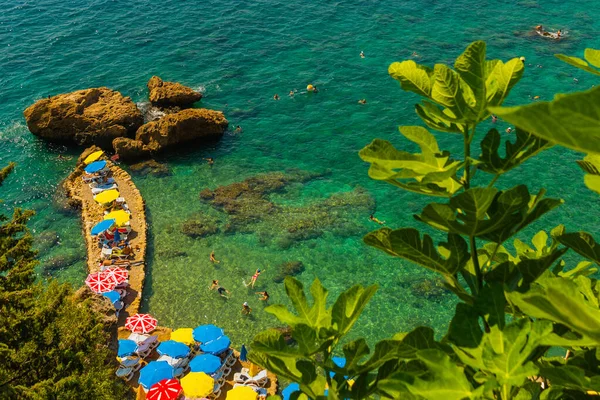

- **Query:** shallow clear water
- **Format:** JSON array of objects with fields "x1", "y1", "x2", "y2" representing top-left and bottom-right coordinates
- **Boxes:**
[{"x1": 1, "y1": 0, "x2": 599, "y2": 346}]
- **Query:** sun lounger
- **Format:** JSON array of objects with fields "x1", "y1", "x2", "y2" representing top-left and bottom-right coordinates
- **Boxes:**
[
  {"x1": 208, "y1": 382, "x2": 222, "y2": 399},
  {"x1": 157, "y1": 354, "x2": 189, "y2": 369},
  {"x1": 119, "y1": 356, "x2": 141, "y2": 368},
  {"x1": 115, "y1": 362, "x2": 141, "y2": 381},
  {"x1": 89, "y1": 178, "x2": 115, "y2": 188},
  {"x1": 238, "y1": 370, "x2": 268, "y2": 387},
  {"x1": 233, "y1": 368, "x2": 251, "y2": 384},
  {"x1": 91, "y1": 183, "x2": 118, "y2": 195}
]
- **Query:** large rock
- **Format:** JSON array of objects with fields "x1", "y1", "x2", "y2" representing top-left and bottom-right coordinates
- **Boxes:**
[
  {"x1": 23, "y1": 88, "x2": 143, "y2": 148},
  {"x1": 147, "y1": 76, "x2": 202, "y2": 107},
  {"x1": 113, "y1": 108, "x2": 228, "y2": 160}
]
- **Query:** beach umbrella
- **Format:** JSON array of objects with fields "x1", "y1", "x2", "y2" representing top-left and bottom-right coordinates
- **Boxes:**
[
  {"x1": 189, "y1": 354, "x2": 221, "y2": 374},
  {"x1": 84, "y1": 160, "x2": 107, "y2": 173},
  {"x1": 200, "y1": 335, "x2": 230, "y2": 355},
  {"x1": 125, "y1": 313, "x2": 158, "y2": 334},
  {"x1": 103, "y1": 267, "x2": 128, "y2": 285},
  {"x1": 83, "y1": 150, "x2": 104, "y2": 165},
  {"x1": 94, "y1": 189, "x2": 119, "y2": 204},
  {"x1": 226, "y1": 385, "x2": 257, "y2": 400},
  {"x1": 117, "y1": 339, "x2": 137, "y2": 358},
  {"x1": 104, "y1": 210, "x2": 130, "y2": 226},
  {"x1": 330, "y1": 357, "x2": 347, "y2": 379},
  {"x1": 180, "y1": 372, "x2": 214, "y2": 399},
  {"x1": 85, "y1": 272, "x2": 117, "y2": 294},
  {"x1": 282, "y1": 383, "x2": 300, "y2": 400},
  {"x1": 192, "y1": 324, "x2": 224, "y2": 343},
  {"x1": 170, "y1": 328, "x2": 194, "y2": 345},
  {"x1": 240, "y1": 344, "x2": 248, "y2": 362},
  {"x1": 102, "y1": 290, "x2": 121, "y2": 304},
  {"x1": 157, "y1": 340, "x2": 190, "y2": 359},
  {"x1": 147, "y1": 378, "x2": 182, "y2": 400},
  {"x1": 91, "y1": 219, "x2": 115, "y2": 236},
  {"x1": 139, "y1": 361, "x2": 175, "y2": 390}
]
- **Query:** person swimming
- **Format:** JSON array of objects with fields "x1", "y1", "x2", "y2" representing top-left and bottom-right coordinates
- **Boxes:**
[
  {"x1": 289, "y1": 91, "x2": 294, "y2": 97},
  {"x1": 358, "y1": 99, "x2": 367, "y2": 104},
  {"x1": 273, "y1": 94, "x2": 280, "y2": 100},
  {"x1": 369, "y1": 214, "x2": 385, "y2": 225},
  {"x1": 244, "y1": 268, "x2": 263, "y2": 288},
  {"x1": 242, "y1": 301, "x2": 252, "y2": 315},
  {"x1": 360, "y1": 51, "x2": 365, "y2": 58},
  {"x1": 209, "y1": 251, "x2": 220, "y2": 264},
  {"x1": 506, "y1": 127, "x2": 513, "y2": 134},
  {"x1": 210, "y1": 280, "x2": 230, "y2": 298},
  {"x1": 256, "y1": 291, "x2": 270, "y2": 301},
  {"x1": 491, "y1": 115, "x2": 498, "y2": 123},
  {"x1": 204, "y1": 157, "x2": 214, "y2": 165},
  {"x1": 234, "y1": 125, "x2": 242, "y2": 134}
]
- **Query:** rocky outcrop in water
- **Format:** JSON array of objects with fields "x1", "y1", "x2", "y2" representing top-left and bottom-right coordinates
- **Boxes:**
[
  {"x1": 113, "y1": 108, "x2": 228, "y2": 160},
  {"x1": 181, "y1": 214, "x2": 220, "y2": 238},
  {"x1": 197, "y1": 170, "x2": 375, "y2": 248},
  {"x1": 23, "y1": 88, "x2": 143, "y2": 148},
  {"x1": 147, "y1": 76, "x2": 202, "y2": 107},
  {"x1": 129, "y1": 159, "x2": 172, "y2": 177},
  {"x1": 273, "y1": 261, "x2": 305, "y2": 283}
]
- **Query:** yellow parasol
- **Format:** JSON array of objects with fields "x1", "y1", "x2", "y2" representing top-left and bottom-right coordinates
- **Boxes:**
[
  {"x1": 226, "y1": 385, "x2": 258, "y2": 400},
  {"x1": 181, "y1": 372, "x2": 214, "y2": 398},
  {"x1": 94, "y1": 189, "x2": 119, "y2": 204},
  {"x1": 170, "y1": 328, "x2": 194, "y2": 345},
  {"x1": 104, "y1": 210, "x2": 130, "y2": 226},
  {"x1": 83, "y1": 150, "x2": 104, "y2": 165}
]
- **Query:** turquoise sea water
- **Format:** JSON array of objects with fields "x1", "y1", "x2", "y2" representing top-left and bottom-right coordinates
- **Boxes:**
[{"x1": 1, "y1": 0, "x2": 600, "y2": 347}]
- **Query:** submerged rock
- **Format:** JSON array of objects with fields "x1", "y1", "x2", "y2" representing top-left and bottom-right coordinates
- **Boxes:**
[
  {"x1": 113, "y1": 108, "x2": 228, "y2": 160},
  {"x1": 129, "y1": 159, "x2": 171, "y2": 177},
  {"x1": 181, "y1": 214, "x2": 220, "y2": 238},
  {"x1": 147, "y1": 76, "x2": 202, "y2": 107},
  {"x1": 35, "y1": 230, "x2": 60, "y2": 254},
  {"x1": 23, "y1": 88, "x2": 143, "y2": 148},
  {"x1": 41, "y1": 252, "x2": 82, "y2": 276},
  {"x1": 406, "y1": 278, "x2": 449, "y2": 300},
  {"x1": 273, "y1": 261, "x2": 305, "y2": 283}
]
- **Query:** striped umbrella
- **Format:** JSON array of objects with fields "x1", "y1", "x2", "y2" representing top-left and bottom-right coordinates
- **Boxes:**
[
  {"x1": 85, "y1": 272, "x2": 117, "y2": 294},
  {"x1": 102, "y1": 267, "x2": 129, "y2": 284},
  {"x1": 125, "y1": 313, "x2": 158, "y2": 334},
  {"x1": 147, "y1": 378, "x2": 182, "y2": 400}
]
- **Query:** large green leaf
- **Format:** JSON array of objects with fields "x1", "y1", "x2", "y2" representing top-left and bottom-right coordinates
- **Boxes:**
[
  {"x1": 506, "y1": 276, "x2": 600, "y2": 344},
  {"x1": 453, "y1": 319, "x2": 551, "y2": 397},
  {"x1": 266, "y1": 278, "x2": 331, "y2": 329},
  {"x1": 359, "y1": 128, "x2": 463, "y2": 197},
  {"x1": 363, "y1": 227, "x2": 469, "y2": 275},
  {"x1": 388, "y1": 59, "x2": 433, "y2": 98},
  {"x1": 490, "y1": 86, "x2": 600, "y2": 154},
  {"x1": 331, "y1": 283, "x2": 377, "y2": 336},
  {"x1": 577, "y1": 153, "x2": 600, "y2": 195},
  {"x1": 417, "y1": 186, "x2": 562, "y2": 243},
  {"x1": 478, "y1": 128, "x2": 552, "y2": 175},
  {"x1": 485, "y1": 58, "x2": 524, "y2": 107},
  {"x1": 415, "y1": 101, "x2": 466, "y2": 134},
  {"x1": 379, "y1": 349, "x2": 480, "y2": 400},
  {"x1": 555, "y1": 48, "x2": 600, "y2": 76},
  {"x1": 431, "y1": 64, "x2": 475, "y2": 122},
  {"x1": 454, "y1": 41, "x2": 487, "y2": 117},
  {"x1": 447, "y1": 303, "x2": 483, "y2": 348},
  {"x1": 553, "y1": 226, "x2": 600, "y2": 265},
  {"x1": 539, "y1": 365, "x2": 600, "y2": 392}
]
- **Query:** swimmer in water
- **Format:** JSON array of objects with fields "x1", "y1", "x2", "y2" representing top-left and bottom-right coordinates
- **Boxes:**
[
  {"x1": 204, "y1": 157, "x2": 214, "y2": 166},
  {"x1": 210, "y1": 280, "x2": 230, "y2": 298},
  {"x1": 256, "y1": 291, "x2": 270, "y2": 301},
  {"x1": 358, "y1": 99, "x2": 367, "y2": 104},
  {"x1": 289, "y1": 91, "x2": 294, "y2": 97},
  {"x1": 273, "y1": 94, "x2": 280, "y2": 100},
  {"x1": 210, "y1": 250, "x2": 220, "y2": 264},
  {"x1": 535, "y1": 25, "x2": 543, "y2": 33},
  {"x1": 491, "y1": 115, "x2": 498, "y2": 123},
  {"x1": 244, "y1": 268, "x2": 263, "y2": 288},
  {"x1": 360, "y1": 51, "x2": 365, "y2": 58},
  {"x1": 506, "y1": 127, "x2": 513, "y2": 134},
  {"x1": 234, "y1": 125, "x2": 242, "y2": 134},
  {"x1": 242, "y1": 301, "x2": 252, "y2": 315},
  {"x1": 557, "y1": 29, "x2": 562, "y2": 39},
  {"x1": 369, "y1": 214, "x2": 385, "y2": 225}
]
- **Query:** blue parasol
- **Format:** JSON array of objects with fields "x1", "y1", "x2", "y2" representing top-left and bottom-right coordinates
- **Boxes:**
[
  {"x1": 102, "y1": 290, "x2": 121, "y2": 304},
  {"x1": 91, "y1": 219, "x2": 115, "y2": 236},
  {"x1": 118, "y1": 339, "x2": 137, "y2": 358},
  {"x1": 330, "y1": 357, "x2": 347, "y2": 378},
  {"x1": 200, "y1": 335, "x2": 230, "y2": 355},
  {"x1": 240, "y1": 344, "x2": 248, "y2": 362},
  {"x1": 192, "y1": 324, "x2": 224, "y2": 343},
  {"x1": 138, "y1": 361, "x2": 174, "y2": 389},
  {"x1": 84, "y1": 160, "x2": 107, "y2": 173},
  {"x1": 282, "y1": 383, "x2": 300, "y2": 400},
  {"x1": 188, "y1": 354, "x2": 222, "y2": 374},
  {"x1": 157, "y1": 340, "x2": 190, "y2": 359}
]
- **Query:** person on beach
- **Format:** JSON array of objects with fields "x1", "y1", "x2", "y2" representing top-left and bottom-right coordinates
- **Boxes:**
[
  {"x1": 256, "y1": 291, "x2": 270, "y2": 301},
  {"x1": 242, "y1": 302, "x2": 252, "y2": 315},
  {"x1": 369, "y1": 214, "x2": 385, "y2": 225},
  {"x1": 244, "y1": 268, "x2": 263, "y2": 288},
  {"x1": 210, "y1": 250, "x2": 220, "y2": 264}
]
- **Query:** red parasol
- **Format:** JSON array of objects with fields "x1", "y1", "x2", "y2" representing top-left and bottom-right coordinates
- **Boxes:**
[
  {"x1": 147, "y1": 378, "x2": 182, "y2": 400},
  {"x1": 125, "y1": 313, "x2": 158, "y2": 334},
  {"x1": 85, "y1": 272, "x2": 117, "y2": 294},
  {"x1": 102, "y1": 267, "x2": 129, "y2": 285}
]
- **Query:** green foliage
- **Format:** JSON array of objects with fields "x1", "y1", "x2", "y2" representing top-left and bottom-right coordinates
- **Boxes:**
[
  {"x1": 0, "y1": 164, "x2": 130, "y2": 399},
  {"x1": 251, "y1": 42, "x2": 600, "y2": 399},
  {"x1": 555, "y1": 48, "x2": 600, "y2": 76}
]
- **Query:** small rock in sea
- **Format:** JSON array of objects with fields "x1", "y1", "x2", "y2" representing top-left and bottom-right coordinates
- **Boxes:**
[
  {"x1": 181, "y1": 214, "x2": 220, "y2": 238},
  {"x1": 273, "y1": 261, "x2": 305, "y2": 283},
  {"x1": 129, "y1": 159, "x2": 171, "y2": 177}
]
